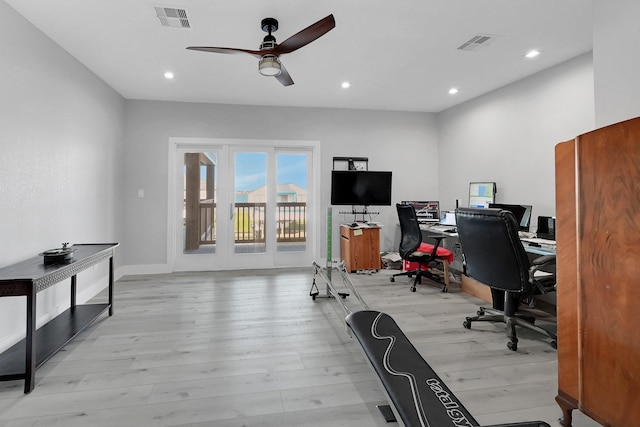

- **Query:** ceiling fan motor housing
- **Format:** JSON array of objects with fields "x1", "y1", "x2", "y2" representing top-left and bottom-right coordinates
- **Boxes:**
[{"x1": 260, "y1": 40, "x2": 276, "y2": 50}]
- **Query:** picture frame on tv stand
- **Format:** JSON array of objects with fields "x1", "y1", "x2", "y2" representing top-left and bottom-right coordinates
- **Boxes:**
[{"x1": 332, "y1": 157, "x2": 369, "y2": 171}]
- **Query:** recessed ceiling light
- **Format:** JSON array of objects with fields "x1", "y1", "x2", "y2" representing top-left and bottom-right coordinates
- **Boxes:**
[
  {"x1": 525, "y1": 50, "x2": 541, "y2": 59},
  {"x1": 341, "y1": 81, "x2": 351, "y2": 89},
  {"x1": 449, "y1": 88, "x2": 459, "y2": 95},
  {"x1": 164, "y1": 71, "x2": 175, "y2": 80}
]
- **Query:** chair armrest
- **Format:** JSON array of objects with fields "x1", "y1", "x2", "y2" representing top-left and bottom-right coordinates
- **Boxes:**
[
  {"x1": 424, "y1": 235, "x2": 445, "y2": 257},
  {"x1": 529, "y1": 254, "x2": 556, "y2": 293},
  {"x1": 531, "y1": 254, "x2": 555, "y2": 267},
  {"x1": 425, "y1": 235, "x2": 444, "y2": 248}
]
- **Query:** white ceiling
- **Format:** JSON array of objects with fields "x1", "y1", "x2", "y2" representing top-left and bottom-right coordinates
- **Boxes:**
[{"x1": 6, "y1": 0, "x2": 593, "y2": 113}]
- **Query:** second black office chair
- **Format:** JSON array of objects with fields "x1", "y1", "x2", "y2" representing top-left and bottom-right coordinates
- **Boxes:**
[
  {"x1": 391, "y1": 203, "x2": 452, "y2": 292},
  {"x1": 455, "y1": 207, "x2": 557, "y2": 351}
]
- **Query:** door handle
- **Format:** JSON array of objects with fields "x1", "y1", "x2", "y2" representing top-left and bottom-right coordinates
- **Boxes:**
[{"x1": 230, "y1": 203, "x2": 234, "y2": 220}]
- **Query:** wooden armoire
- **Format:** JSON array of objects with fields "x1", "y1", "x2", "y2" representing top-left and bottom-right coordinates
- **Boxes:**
[{"x1": 555, "y1": 117, "x2": 640, "y2": 427}]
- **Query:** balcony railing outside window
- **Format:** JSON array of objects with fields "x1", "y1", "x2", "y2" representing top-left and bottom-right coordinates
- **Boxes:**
[{"x1": 198, "y1": 201, "x2": 306, "y2": 245}]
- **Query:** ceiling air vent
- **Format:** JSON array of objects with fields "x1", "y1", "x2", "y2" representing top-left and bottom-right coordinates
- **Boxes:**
[
  {"x1": 155, "y1": 6, "x2": 190, "y2": 28},
  {"x1": 457, "y1": 35, "x2": 496, "y2": 52}
]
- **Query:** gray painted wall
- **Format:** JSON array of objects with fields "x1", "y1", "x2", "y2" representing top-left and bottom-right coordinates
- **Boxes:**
[
  {"x1": 0, "y1": 2, "x2": 125, "y2": 348},
  {"x1": 122, "y1": 101, "x2": 438, "y2": 270},
  {"x1": 437, "y1": 53, "x2": 596, "y2": 225},
  {"x1": 593, "y1": 0, "x2": 640, "y2": 127}
]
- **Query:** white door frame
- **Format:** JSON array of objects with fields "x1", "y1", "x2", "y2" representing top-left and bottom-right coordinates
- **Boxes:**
[{"x1": 167, "y1": 137, "x2": 321, "y2": 272}]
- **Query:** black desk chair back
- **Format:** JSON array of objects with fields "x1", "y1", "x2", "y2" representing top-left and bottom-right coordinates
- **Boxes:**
[
  {"x1": 391, "y1": 203, "x2": 449, "y2": 292},
  {"x1": 455, "y1": 207, "x2": 557, "y2": 351}
]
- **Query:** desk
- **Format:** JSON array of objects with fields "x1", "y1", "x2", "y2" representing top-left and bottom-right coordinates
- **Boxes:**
[
  {"x1": 340, "y1": 224, "x2": 381, "y2": 272},
  {"x1": 0, "y1": 243, "x2": 118, "y2": 393},
  {"x1": 520, "y1": 237, "x2": 556, "y2": 256},
  {"x1": 423, "y1": 225, "x2": 556, "y2": 262},
  {"x1": 425, "y1": 229, "x2": 556, "y2": 302}
]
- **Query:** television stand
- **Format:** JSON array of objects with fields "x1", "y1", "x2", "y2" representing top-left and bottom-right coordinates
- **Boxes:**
[
  {"x1": 339, "y1": 207, "x2": 380, "y2": 224},
  {"x1": 340, "y1": 224, "x2": 381, "y2": 272}
]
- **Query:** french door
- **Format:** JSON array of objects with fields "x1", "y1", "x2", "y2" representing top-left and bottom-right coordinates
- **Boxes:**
[{"x1": 171, "y1": 139, "x2": 316, "y2": 271}]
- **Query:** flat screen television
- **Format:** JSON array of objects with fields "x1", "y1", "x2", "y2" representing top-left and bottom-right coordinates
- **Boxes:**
[
  {"x1": 331, "y1": 170, "x2": 392, "y2": 206},
  {"x1": 489, "y1": 203, "x2": 533, "y2": 232}
]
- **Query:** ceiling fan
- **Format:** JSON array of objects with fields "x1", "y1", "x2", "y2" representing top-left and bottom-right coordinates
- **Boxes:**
[{"x1": 187, "y1": 14, "x2": 335, "y2": 87}]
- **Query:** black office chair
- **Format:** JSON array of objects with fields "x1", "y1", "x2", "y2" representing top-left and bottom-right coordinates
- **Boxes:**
[
  {"x1": 455, "y1": 207, "x2": 557, "y2": 351},
  {"x1": 390, "y1": 203, "x2": 453, "y2": 292}
]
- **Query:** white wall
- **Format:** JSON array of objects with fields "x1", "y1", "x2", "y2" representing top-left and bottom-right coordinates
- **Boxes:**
[
  {"x1": 593, "y1": 0, "x2": 640, "y2": 127},
  {"x1": 0, "y1": 1, "x2": 125, "y2": 350},
  {"x1": 122, "y1": 101, "x2": 438, "y2": 270},
  {"x1": 436, "y1": 53, "x2": 596, "y2": 225}
]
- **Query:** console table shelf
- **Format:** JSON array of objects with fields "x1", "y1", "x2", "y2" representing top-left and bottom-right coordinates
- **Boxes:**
[
  {"x1": 0, "y1": 243, "x2": 118, "y2": 393},
  {"x1": 0, "y1": 304, "x2": 109, "y2": 378}
]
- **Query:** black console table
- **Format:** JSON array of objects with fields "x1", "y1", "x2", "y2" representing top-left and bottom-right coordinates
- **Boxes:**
[{"x1": 0, "y1": 243, "x2": 118, "y2": 393}]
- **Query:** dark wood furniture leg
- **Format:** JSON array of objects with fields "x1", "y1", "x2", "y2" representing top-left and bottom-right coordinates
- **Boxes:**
[
  {"x1": 25, "y1": 287, "x2": 36, "y2": 394},
  {"x1": 70, "y1": 275, "x2": 77, "y2": 314},
  {"x1": 108, "y1": 256, "x2": 114, "y2": 316},
  {"x1": 555, "y1": 394, "x2": 575, "y2": 427}
]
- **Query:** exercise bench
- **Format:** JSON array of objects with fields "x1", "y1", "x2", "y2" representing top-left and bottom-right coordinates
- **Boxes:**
[
  {"x1": 346, "y1": 309, "x2": 551, "y2": 427},
  {"x1": 311, "y1": 262, "x2": 551, "y2": 427}
]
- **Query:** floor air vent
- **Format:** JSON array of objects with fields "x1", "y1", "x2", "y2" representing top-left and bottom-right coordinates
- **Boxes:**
[{"x1": 155, "y1": 6, "x2": 190, "y2": 28}]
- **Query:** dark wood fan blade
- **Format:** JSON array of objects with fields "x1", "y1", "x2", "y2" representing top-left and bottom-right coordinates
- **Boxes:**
[
  {"x1": 275, "y1": 62, "x2": 294, "y2": 86},
  {"x1": 271, "y1": 14, "x2": 335, "y2": 56},
  {"x1": 186, "y1": 46, "x2": 264, "y2": 58}
]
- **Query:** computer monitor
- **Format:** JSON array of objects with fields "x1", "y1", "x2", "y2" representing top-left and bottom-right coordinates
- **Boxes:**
[
  {"x1": 537, "y1": 216, "x2": 556, "y2": 240},
  {"x1": 469, "y1": 182, "x2": 496, "y2": 208},
  {"x1": 401, "y1": 201, "x2": 440, "y2": 222},
  {"x1": 489, "y1": 203, "x2": 533, "y2": 232},
  {"x1": 440, "y1": 211, "x2": 457, "y2": 226}
]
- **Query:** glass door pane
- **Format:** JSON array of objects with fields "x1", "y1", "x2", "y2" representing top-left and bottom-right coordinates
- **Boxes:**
[
  {"x1": 183, "y1": 152, "x2": 217, "y2": 254},
  {"x1": 233, "y1": 151, "x2": 267, "y2": 254},
  {"x1": 276, "y1": 153, "x2": 308, "y2": 252},
  {"x1": 172, "y1": 142, "x2": 315, "y2": 271}
]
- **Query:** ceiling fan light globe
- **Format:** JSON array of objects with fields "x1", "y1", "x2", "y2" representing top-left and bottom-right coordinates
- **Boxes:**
[{"x1": 258, "y1": 56, "x2": 282, "y2": 76}]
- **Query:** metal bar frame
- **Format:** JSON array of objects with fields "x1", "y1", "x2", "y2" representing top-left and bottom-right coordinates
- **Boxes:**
[{"x1": 310, "y1": 261, "x2": 369, "y2": 317}]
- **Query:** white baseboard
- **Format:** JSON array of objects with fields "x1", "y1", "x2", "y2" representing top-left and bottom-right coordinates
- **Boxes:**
[{"x1": 116, "y1": 264, "x2": 172, "y2": 277}]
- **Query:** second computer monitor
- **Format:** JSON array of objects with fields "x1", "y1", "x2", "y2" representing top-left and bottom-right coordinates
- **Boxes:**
[
  {"x1": 402, "y1": 201, "x2": 440, "y2": 222},
  {"x1": 489, "y1": 203, "x2": 532, "y2": 232}
]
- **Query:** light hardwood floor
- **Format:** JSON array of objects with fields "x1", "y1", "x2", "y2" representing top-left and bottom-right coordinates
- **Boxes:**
[{"x1": 0, "y1": 268, "x2": 601, "y2": 427}]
